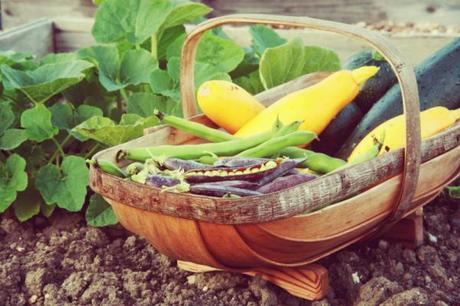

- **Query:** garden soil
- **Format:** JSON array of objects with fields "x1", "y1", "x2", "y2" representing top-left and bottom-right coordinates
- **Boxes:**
[{"x1": 1, "y1": 195, "x2": 459, "y2": 306}]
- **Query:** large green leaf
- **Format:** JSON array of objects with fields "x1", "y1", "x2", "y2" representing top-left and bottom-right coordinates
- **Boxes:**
[
  {"x1": 35, "y1": 156, "x2": 89, "y2": 212},
  {"x1": 92, "y1": 0, "x2": 173, "y2": 45},
  {"x1": 0, "y1": 129, "x2": 28, "y2": 150},
  {"x1": 79, "y1": 46, "x2": 156, "y2": 92},
  {"x1": 196, "y1": 32, "x2": 244, "y2": 73},
  {"x1": 259, "y1": 38, "x2": 305, "y2": 89},
  {"x1": 13, "y1": 186, "x2": 42, "y2": 222},
  {"x1": 0, "y1": 102, "x2": 15, "y2": 135},
  {"x1": 50, "y1": 102, "x2": 103, "y2": 130},
  {"x1": 0, "y1": 154, "x2": 28, "y2": 213},
  {"x1": 86, "y1": 194, "x2": 118, "y2": 227},
  {"x1": 234, "y1": 71, "x2": 265, "y2": 95},
  {"x1": 0, "y1": 60, "x2": 93, "y2": 103},
  {"x1": 259, "y1": 39, "x2": 341, "y2": 89},
  {"x1": 302, "y1": 46, "x2": 341, "y2": 74},
  {"x1": 72, "y1": 114, "x2": 159, "y2": 146},
  {"x1": 249, "y1": 25, "x2": 286, "y2": 56},
  {"x1": 20, "y1": 104, "x2": 58, "y2": 142},
  {"x1": 160, "y1": 1, "x2": 211, "y2": 31},
  {"x1": 0, "y1": 50, "x2": 33, "y2": 66},
  {"x1": 157, "y1": 25, "x2": 186, "y2": 60},
  {"x1": 167, "y1": 32, "x2": 244, "y2": 74}
]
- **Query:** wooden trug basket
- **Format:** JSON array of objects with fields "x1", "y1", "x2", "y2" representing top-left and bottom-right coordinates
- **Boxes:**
[{"x1": 90, "y1": 15, "x2": 460, "y2": 300}]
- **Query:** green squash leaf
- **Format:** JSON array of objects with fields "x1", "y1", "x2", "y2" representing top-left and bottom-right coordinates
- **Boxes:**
[
  {"x1": 0, "y1": 154, "x2": 28, "y2": 213},
  {"x1": 249, "y1": 25, "x2": 286, "y2": 56},
  {"x1": 40, "y1": 202, "x2": 56, "y2": 218},
  {"x1": 160, "y1": 1, "x2": 211, "y2": 31},
  {"x1": 50, "y1": 103, "x2": 74, "y2": 130},
  {"x1": 259, "y1": 40, "x2": 341, "y2": 89},
  {"x1": 72, "y1": 115, "x2": 159, "y2": 146},
  {"x1": 92, "y1": 0, "x2": 173, "y2": 45},
  {"x1": 0, "y1": 102, "x2": 15, "y2": 135},
  {"x1": 0, "y1": 60, "x2": 93, "y2": 103},
  {"x1": 166, "y1": 32, "x2": 244, "y2": 73},
  {"x1": 40, "y1": 52, "x2": 78, "y2": 65},
  {"x1": 157, "y1": 25, "x2": 186, "y2": 60},
  {"x1": 259, "y1": 38, "x2": 305, "y2": 89},
  {"x1": 127, "y1": 92, "x2": 158, "y2": 117},
  {"x1": 79, "y1": 46, "x2": 156, "y2": 92},
  {"x1": 234, "y1": 71, "x2": 265, "y2": 95},
  {"x1": 0, "y1": 50, "x2": 34, "y2": 66},
  {"x1": 86, "y1": 194, "x2": 118, "y2": 227},
  {"x1": 35, "y1": 156, "x2": 89, "y2": 212},
  {"x1": 21, "y1": 104, "x2": 58, "y2": 142},
  {"x1": 302, "y1": 46, "x2": 341, "y2": 74},
  {"x1": 149, "y1": 68, "x2": 180, "y2": 101},
  {"x1": 13, "y1": 186, "x2": 42, "y2": 222},
  {"x1": 0, "y1": 129, "x2": 28, "y2": 150},
  {"x1": 196, "y1": 32, "x2": 244, "y2": 73}
]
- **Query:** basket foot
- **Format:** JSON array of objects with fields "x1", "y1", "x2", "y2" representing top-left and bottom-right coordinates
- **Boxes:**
[
  {"x1": 177, "y1": 260, "x2": 329, "y2": 301},
  {"x1": 382, "y1": 208, "x2": 424, "y2": 248}
]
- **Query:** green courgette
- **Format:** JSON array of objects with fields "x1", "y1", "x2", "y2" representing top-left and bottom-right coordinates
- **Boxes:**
[
  {"x1": 344, "y1": 50, "x2": 397, "y2": 112},
  {"x1": 338, "y1": 37, "x2": 460, "y2": 159},
  {"x1": 311, "y1": 103, "x2": 363, "y2": 155},
  {"x1": 313, "y1": 50, "x2": 396, "y2": 156}
]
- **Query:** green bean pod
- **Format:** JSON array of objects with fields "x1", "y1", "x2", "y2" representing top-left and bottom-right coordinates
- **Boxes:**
[
  {"x1": 279, "y1": 147, "x2": 346, "y2": 174},
  {"x1": 119, "y1": 130, "x2": 278, "y2": 162},
  {"x1": 155, "y1": 110, "x2": 234, "y2": 142},
  {"x1": 238, "y1": 131, "x2": 317, "y2": 158},
  {"x1": 90, "y1": 159, "x2": 127, "y2": 177}
]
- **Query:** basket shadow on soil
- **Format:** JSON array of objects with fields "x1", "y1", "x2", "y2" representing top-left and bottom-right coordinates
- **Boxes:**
[{"x1": 0, "y1": 195, "x2": 459, "y2": 306}]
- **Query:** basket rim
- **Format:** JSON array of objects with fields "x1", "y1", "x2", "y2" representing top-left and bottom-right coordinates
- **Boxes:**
[{"x1": 89, "y1": 123, "x2": 460, "y2": 225}]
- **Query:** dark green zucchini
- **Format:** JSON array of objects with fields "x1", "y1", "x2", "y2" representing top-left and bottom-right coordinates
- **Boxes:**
[
  {"x1": 312, "y1": 50, "x2": 397, "y2": 156},
  {"x1": 311, "y1": 103, "x2": 363, "y2": 155},
  {"x1": 337, "y1": 37, "x2": 460, "y2": 159},
  {"x1": 344, "y1": 50, "x2": 397, "y2": 112}
]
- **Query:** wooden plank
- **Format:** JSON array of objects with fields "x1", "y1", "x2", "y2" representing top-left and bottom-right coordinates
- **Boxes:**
[
  {"x1": 51, "y1": 17, "x2": 458, "y2": 65},
  {"x1": 202, "y1": 0, "x2": 460, "y2": 25},
  {"x1": 1, "y1": 0, "x2": 96, "y2": 29},
  {"x1": 0, "y1": 18, "x2": 53, "y2": 56},
  {"x1": 3, "y1": 0, "x2": 460, "y2": 29}
]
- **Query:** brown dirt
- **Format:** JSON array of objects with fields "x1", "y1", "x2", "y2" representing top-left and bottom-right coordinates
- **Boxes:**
[{"x1": 0, "y1": 195, "x2": 459, "y2": 306}]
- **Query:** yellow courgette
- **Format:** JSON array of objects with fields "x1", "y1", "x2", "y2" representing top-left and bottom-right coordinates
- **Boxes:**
[
  {"x1": 348, "y1": 107, "x2": 460, "y2": 162},
  {"x1": 235, "y1": 66, "x2": 379, "y2": 137},
  {"x1": 197, "y1": 80, "x2": 265, "y2": 133}
]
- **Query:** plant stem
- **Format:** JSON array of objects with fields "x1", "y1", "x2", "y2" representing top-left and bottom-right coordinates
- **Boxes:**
[
  {"x1": 150, "y1": 33, "x2": 158, "y2": 61},
  {"x1": 51, "y1": 137, "x2": 65, "y2": 160},
  {"x1": 48, "y1": 134, "x2": 72, "y2": 164},
  {"x1": 84, "y1": 143, "x2": 101, "y2": 159},
  {"x1": 120, "y1": 88, "x2": 129, "y2": 102}
]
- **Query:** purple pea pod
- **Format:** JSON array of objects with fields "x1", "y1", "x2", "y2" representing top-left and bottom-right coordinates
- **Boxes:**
[
  {"x1": 257, "y1": 174, "x2": 317, "y2": 194},
  {"x1": 214, "y1": 157, "x2": 270, "y2": 168},
  {"x1": 190, "y1": 184, "x2": 263, "y2": 197},
  {"x1": 145, "y1": 175, "x2": 180, "y2": 188},
  {"x1": 193, "y1": 180, "x2": 260, "y2": 190},
  {"x1": 163, "y1": 158, "x2": 213, "y2": 171},
  {"x1": 257, "y1": 158, "x2": 307, "y2": 185},
  {"x1": 185, "y1": 160, "x2": 280, "y2": 183}
]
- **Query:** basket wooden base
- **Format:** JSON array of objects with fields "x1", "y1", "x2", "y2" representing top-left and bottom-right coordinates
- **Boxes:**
[
  {"x1": 177, "y1": 260, "x2": 329, "y2": 301},
  {"x1": 176, "y1": 210, "x2": 424, "y2": 301}
]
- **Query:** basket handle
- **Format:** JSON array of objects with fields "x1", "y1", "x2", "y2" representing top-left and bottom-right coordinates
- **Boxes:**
[{"x1": 179, "y1": 14, "x2": 422, "y2": 228}]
